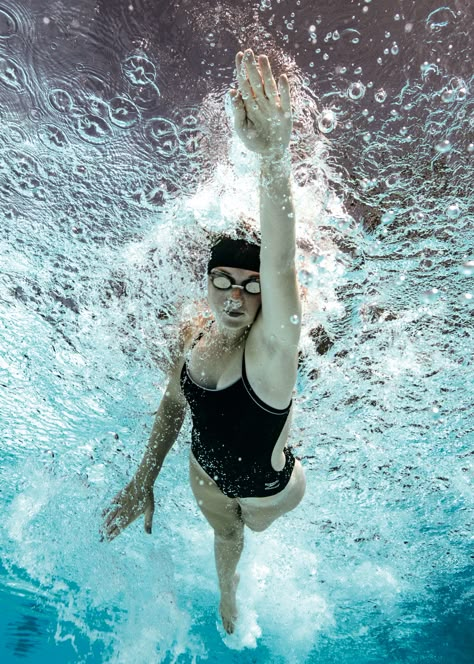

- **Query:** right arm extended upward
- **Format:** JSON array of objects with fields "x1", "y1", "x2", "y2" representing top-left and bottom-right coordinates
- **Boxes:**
[{"x1": 102, "y1": 357, "x2": 187, "y2": 541}]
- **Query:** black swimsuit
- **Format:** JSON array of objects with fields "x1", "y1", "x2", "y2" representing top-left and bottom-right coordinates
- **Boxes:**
[{"x1": 180, "y1": 331, "x2": 295, "y2": 498}]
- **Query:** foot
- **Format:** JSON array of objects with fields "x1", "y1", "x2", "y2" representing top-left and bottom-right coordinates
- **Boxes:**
[{"x1": 219, "y1": 573, "x2": 239, "y2": 634}]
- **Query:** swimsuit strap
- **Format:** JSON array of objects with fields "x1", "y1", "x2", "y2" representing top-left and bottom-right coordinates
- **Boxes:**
[{"x1": 241, "y1": 346, "x2": 292, "y2": 415}]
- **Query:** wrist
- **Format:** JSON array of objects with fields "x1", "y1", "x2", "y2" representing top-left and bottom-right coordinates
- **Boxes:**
[
  {"x1": 260, "y1": 146, "x2": 290, "y2": 163},
  {"x1": 135, "y1": 461, "x2": 159, "y2": 489}
]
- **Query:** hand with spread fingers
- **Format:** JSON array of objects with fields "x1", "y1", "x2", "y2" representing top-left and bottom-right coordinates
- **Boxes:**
[
  {"x1": 101, "y1": 476, "x2": 155, "y2": 541},
  {"x1": 230, "y1": 48, "x2": 293, "y2": 155}
]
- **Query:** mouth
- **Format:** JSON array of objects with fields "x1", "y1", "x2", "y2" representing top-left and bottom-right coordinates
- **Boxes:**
[{"x1": 225, "y1": 310, "x2": 244, "y2": 318}]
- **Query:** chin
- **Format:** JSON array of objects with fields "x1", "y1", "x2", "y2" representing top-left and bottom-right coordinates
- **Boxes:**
[{"x1": 219, "y1": 311, "x2": 250, "y2": 327}]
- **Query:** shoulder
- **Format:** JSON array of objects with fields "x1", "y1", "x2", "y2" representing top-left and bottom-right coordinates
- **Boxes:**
[
  {"x1": 169, "y1": 312, "x2": 208, "y2": 367},
  {"x1": 165, "y1": 312, "x2": 206, "y2": 405}
]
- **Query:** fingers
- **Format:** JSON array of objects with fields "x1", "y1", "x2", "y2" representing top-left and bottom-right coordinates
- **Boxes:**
[
  {"x1": 278, "y1": 74, "x2": 292, "y2": 115},
  {"x1": 104, "y1": 524, "x2": 121, "y2": 542},
  {"x1": 103, "y1": 505, "x2": 120, "y2": 528},
  {"x1": 102, "y1": 509, "x2": 126, "y2": 540},
  {"x1": 240, "y1": 50, "x2": 265, "y2": 100},
  {"x1": 236, "y1": 50, "x2": 290, "y2": 113},
  {"x1": 259, "y1": 55, "x2": 278, "y2": 99},
  {"x1": 235, "y1": 51, "x2": 253, "y2": 101}
]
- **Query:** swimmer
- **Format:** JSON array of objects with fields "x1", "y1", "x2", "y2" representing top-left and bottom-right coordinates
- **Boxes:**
[{"x1": 102, "y1": 48, "x2": 306, "y2": 635}]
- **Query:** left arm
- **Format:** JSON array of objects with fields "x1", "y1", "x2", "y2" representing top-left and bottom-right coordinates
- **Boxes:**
[
  {"x1": 231, "y1": 49, "x2": 301, "y2": 350},
  {"x1": 259, "y1": 151, "x2": 301, "y2": 349}
]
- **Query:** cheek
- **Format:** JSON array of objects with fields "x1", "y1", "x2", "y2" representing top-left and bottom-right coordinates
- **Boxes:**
[
  {"x1": 251, "y1": 297, "x2": 262, "y2": 315},
  {"x1": 208, "y1": 288, "x2": 223, "y2": 310}
]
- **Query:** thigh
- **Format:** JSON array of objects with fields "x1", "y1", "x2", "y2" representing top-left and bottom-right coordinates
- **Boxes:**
[
  {"x1": 238, "y1": 459, "x2": 306, "y2": 532},
  {"x1": 189, "y1": 452, "x2": 242, "y2": 536}
]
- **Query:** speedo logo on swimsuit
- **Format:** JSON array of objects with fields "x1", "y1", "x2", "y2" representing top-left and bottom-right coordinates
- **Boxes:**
[{"x1": 264, "y1": 479, "x2": 280, "y2": 491}]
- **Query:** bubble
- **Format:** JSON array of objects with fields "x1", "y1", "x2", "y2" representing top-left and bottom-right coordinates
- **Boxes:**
[
  {"x1": 108, "y1": 97, "x2": 140, "y2": 128},
  {"x1": 427, "y1": 7, "x2": 456, "y2": 32},
  {"x1": 347, "y1": 81, "x2": 366, "y2": 100},
  {"x1": 318, "y1": 110, "x2": 337, "y2": 134},
  {"x1": 123, "y1": 55, "x2": 157, "y2": 86},
  {"x1": 385, "y1": 173, "x2": 400, "y2": 188},
  {"x1": 374, "y1": 88, "x2": 387, "y2": 103},
  {"x1": 460, "y1": 260, "x2": 474, "y2": 276},
  {"x1": 463, "y1": 292, "x2": 473, "y2": 301},
  {"x1": 468, "y1": 144, "x2": 474, "y2": 153},
  {"x1": 421, "y1": 288, "x2": 440, "y2": 304},
  {"x1": 298, "y1": 269, "x2": 314, "y2": 287},
  {"x1": 381, "y1": 209, "x2": 396, "y2": 223},
  {"x1": 147, "y1": 117, "x2": 179, "y2": 157},
  {"x1": 6, "y1": 124, "x2": 26, "y2": 143},
  {"x1": 421, "y1": 62, "x2": 438, "y2": 77},
  {"x1": 0, "y1": 8, "x2": 17, "y2": 37},
  {"x1": 290, "y1": 315, "x2": 300, "y2": 325},
  {"x1": 441, "y1": 89, "x2": 456, "y2": 103},
  {"x1": 0, "y1": 56, "x2": 26, "y2": 91},
  {"x1": 74, "y1": 114, "x2": 112, "y2": 144},
  {"x1": 332, "y1": 30, "x2": 340, "y2": 41},
  {"x1": 49, "y1": 88, "x2": 74, "y2": 113},
  {"x1": 446, "y1": 203, "x2": 461, "y2": 219},
  {"x1": 435, "y1": 139, "x2": 451, "y2": 153},
  {"x1": 391, "y1": 43, "x2": 399, "y2": 55},
  {"x1": 38, "y1": 124, "x2": 69, "y2": 150},
  {"x1": 457, "y1": 88, "x2": 467, "y2": 101},
  {"x1": 86, "y1": 96, "x2": 109, "y2": 119}
]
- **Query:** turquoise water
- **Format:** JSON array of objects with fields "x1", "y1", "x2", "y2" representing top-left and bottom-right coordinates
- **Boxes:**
[{"x1": 1, "y1": 0, "x2": 473, "y2": 662}]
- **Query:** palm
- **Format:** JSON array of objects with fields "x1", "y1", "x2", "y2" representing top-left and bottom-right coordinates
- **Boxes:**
[{"x1": 231, "y1": 49, "x2": 293, "y2": 155}]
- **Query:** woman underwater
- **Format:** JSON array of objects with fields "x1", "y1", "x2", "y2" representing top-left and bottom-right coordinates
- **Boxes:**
[{"x1": 102, "y1": 48, "x2": 306, "y2": 634}]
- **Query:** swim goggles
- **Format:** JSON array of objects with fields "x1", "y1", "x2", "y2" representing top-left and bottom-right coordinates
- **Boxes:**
[{"x1": 210, "y1": 272, "x2": 261, "y2": 295}]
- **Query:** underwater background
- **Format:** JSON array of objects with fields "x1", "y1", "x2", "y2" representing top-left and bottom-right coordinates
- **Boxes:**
[{"x1": 0, "y1": 0, "x2": 472, "y2": 661}]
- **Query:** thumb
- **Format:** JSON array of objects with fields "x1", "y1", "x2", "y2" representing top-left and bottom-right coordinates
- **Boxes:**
[
  {"x1": 144, "y1": 497, "x2": 154, "y2": 535},
  {"x1": 229, "y1": 90, "x2": 246, "y2": 128}
]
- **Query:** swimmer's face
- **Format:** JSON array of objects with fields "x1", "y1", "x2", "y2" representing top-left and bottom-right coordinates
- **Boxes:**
[{"x1": 207, "y1": 266, "x2": 261, "y2": 327}]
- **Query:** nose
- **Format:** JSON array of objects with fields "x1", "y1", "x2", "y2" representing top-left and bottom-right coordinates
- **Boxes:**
[{"x1": 229, "y1": 286, "x2": 244, "y2": 299}]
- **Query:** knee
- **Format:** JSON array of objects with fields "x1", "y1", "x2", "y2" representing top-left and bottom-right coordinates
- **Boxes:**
[
  {"x1": 244, "y1": 517, "x2": 274, "y2": 533},
  {"x1": 214, "y1": 523, "x2": 244, "y2": 542}
]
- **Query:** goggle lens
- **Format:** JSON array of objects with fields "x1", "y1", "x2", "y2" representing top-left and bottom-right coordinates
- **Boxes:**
[{"x1": 211, "y1": 274, "x2": 261, "y2": 294}]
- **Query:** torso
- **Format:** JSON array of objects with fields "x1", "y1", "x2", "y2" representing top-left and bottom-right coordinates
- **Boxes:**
[
  {"x1": 183, "y1": 314, "x2": 297, "y2": 471},
  {"x1": 186, "y1": 314, "x2": 297, "y2": 407}
]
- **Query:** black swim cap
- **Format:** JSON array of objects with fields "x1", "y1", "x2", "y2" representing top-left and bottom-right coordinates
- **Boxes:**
[{"x1": 207, "y1": 237, "x2": 260, "y2": 273}]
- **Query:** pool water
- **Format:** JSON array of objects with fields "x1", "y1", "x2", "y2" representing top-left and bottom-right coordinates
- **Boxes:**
[{"x1": 1, "y1": 0, "x2": 473, "y2": 662}]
